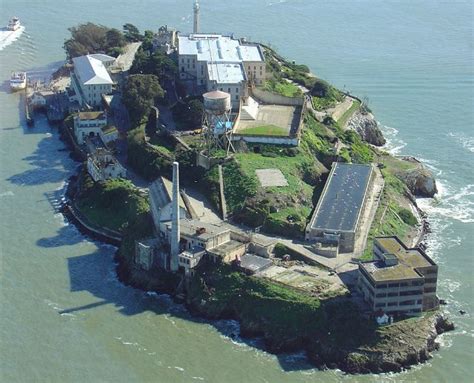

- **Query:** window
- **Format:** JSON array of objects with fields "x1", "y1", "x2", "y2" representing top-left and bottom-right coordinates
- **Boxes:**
[
  {"x1": 375, "y1": 302, "x2": 386, "y2": 308},
  {"x1": 388, "y1": 283, "x2": 399, "y2": 288},
  {"x1": 417, "y1": 299, "x2": 423, "y2": 304},
  {"x1": 235, "y1": 95, "x2": 238, "y2": 100},
  {"x1": 425, "y1": 278, "x2": 437, "y2": 284},
  {"x1": 375, "y1": 293, "x2": 386, "y2": 298},
  {"x1": 228, "y1": 88, "x2": 231, "y2": 93},
  {"x1": 387, "y1": 292, "x2": 398, "y2": 297},
  {"x1": 387, "y1": 302, "x2": 398, "y2": 307},
  {"x1": 236, "y1": 88, "x2": 239, "y2": 93}
]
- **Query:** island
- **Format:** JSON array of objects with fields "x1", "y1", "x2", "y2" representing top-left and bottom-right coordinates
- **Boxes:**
[{"x1": 28, "y1": 3, "x2": 454, "y2": 375}]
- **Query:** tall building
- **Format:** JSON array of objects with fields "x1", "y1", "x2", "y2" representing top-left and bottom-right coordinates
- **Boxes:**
[
  {"x1": 358, "y1": 237, "x2": 439, "y2": 315},
  {"x1": 178, "y1": 34, "x2": 265, "y2": 107}
]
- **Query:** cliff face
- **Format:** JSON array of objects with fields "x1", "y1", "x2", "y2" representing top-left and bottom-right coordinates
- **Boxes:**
[
  {"x1": 395, "y1": 158, "x2": 438, "y2": 198},
  {"x1": 347, "y1": 112, "x2": 386, "y2": 146}
]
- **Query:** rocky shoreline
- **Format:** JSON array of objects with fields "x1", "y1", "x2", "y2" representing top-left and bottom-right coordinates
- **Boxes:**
[
  {"x1": 114, "y1": 253, "x2": 454, "y2": 375},
  {"x1": 60, "y1": 84, "x2": 452, "y2": 375}
]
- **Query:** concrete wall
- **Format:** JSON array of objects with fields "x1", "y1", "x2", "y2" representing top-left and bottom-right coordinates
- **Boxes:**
[
  {"x1": 251, "y1": 87, "x2": 304, "y2": 106},
  {"x1": 358, "y1": 267, "x2": 424, "y2": 315},
  {"x1": 231, "y1": 134, "x2": 299, "y2": 146}
]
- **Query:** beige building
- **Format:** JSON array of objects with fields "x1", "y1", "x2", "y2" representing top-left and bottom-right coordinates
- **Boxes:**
[
  {"x1": 358, "y1": 236, "x2": 439, "y2": 315},
  {"x1": 71, "y1": 55, "x2": 114, "y2": 108},
  {"x1": 178, "y1": 34, "x2": 265, "y2": 107},
  {"x1": 73, "y1": 111, "x2": 108, "y2": 145}
]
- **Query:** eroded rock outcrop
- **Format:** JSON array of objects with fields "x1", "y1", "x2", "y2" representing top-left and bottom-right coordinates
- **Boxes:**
[
  {"x1": 347, "y1": 112, "x2": 386, "y2": 146},
  {"x1": 396, "y1": 158, "x2": 438, "y2": 197}
]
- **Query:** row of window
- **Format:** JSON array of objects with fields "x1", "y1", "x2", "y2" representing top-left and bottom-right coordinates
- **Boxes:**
[
  {"x1": 375, "y1": 299, "x2": 422, "y2": 308},
  {"x1": 375, "y1": 281, "x2": 424, "y2": 289},
  {"x1": 375, "y1": 290, "x2": 423, "y2": 298}
]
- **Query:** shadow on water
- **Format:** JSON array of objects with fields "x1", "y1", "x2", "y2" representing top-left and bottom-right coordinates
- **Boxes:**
[
  {"x1": 36, "y1": 225, "x2": 86, "y2": 248},
  {"x1": 7, "y1": 120, "x2": 73, "y2": 186},
  {"x1": 60, "y1": 248, "x2": 317, "y2": 372}
]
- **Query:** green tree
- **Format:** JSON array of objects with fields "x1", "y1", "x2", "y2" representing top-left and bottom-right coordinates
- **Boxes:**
[
  {"x1": 122, "y1": 74, "x2": 164, "y2": 125},
  {"x1": 105, "y1": 28, "x2": 126, "y2": 49},
  {"x1": 64, "y1": 22, "x2": 109, "y2": 59},
  {"x1": 187, "y1": 99, "x2": 204, "y2": 127},
  {"x1": 123, "y1": 23, "x2": 142, "y2": 42}
]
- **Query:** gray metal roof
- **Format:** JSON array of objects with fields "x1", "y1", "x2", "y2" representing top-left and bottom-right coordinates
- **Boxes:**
[
  {"x1": 312, "y1": 163, "x2": 372, "y2": 232},
  {"x1": 72, "y1": 55, "x2": 113, "y2": 86}
]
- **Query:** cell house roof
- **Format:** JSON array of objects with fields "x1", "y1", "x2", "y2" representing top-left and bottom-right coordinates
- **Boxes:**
[{"x1": 311, "y1": 163, "x2": 372, "y2": 232}]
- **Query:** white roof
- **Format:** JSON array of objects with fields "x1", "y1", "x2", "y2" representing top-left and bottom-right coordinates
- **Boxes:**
[
  {"x1": 207, "y1": 62, "x2": 245, "y2": 84},
  {"x1": 178, "y1": 34, "x2": 263, "y2": 63},
  {"x1": 72, "y1": 55, "x2": 113, "y2": 86},
  {"x1": 88, "y1": 53, "x2": 116, "y2": 63}
]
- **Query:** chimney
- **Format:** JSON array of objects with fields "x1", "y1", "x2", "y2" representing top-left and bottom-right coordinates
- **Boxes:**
[
  {"x1": 193, "y1": 0, "x2": 200, "y2": 34},
  {"x1": 170, "y1": 161, "x2": 180, "y2": 271}
]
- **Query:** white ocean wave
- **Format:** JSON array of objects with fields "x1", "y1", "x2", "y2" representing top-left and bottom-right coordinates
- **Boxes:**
[
  {"x1": 380, "y1": 125, "x2": 407, "y2": 155},
  {"x1": 447, "y1": 131, "x2": 474, "y2": 153},
  {"x1": 418, "y1": 183, "x2": 474, "y2": 224},
  {"x1": 0, "y1": 191, "x2": 14, "y2": 197},
  {"x1": 0, "y1": 26, "x2": 25, "y2": 51}
]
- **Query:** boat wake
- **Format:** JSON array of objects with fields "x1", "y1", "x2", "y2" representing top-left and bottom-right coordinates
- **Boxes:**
[{"x1": 0, "y1": 26, "x2": 25, "y2": 51}]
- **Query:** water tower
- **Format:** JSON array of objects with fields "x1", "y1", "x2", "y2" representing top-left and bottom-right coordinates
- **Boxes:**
[{"x1": 202, "y1": 90, "x2": 235, "y2": 154}]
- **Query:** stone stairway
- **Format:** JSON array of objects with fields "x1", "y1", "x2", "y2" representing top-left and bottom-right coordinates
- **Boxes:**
[{"x1": 240, "y1": 96, "x2": 259, "y2": 120}]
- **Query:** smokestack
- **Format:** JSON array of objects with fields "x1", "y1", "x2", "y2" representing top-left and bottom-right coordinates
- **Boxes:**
[
  {"x1": 170, "y1": 161, "x2": 180, "y2": 272},
  {"x1": 193, "y1": 0, "x2": 200, "y2": 34}
]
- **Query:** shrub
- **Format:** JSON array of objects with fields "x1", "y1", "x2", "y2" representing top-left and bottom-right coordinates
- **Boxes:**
[{"x1": 398, "y1": 208, "x2": 418, "y2": 226}]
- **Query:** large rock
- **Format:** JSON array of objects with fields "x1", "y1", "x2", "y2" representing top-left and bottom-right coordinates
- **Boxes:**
[
  {"x1": 397, "y1": 165, "x2": 438, "y2": 197},
  {"x1": 347, "y1": 112, "x2": 386, "y2": 146}
]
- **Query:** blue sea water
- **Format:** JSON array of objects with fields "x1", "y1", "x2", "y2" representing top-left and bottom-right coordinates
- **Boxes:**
[{"x1": 0, "y1": 1, "x2": 472, "y2": 382}]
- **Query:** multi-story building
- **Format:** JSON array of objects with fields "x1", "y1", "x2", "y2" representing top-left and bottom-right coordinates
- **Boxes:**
[
  {"x1": 178, "y1": 34, "x2": 265, "y2": 107},
  {"x1": 73, "y1": 111, "x2": 108, "y2": 145},
  {"x1": 358, "y1": 236, "x2": 439, "y2": 316},
  {"x1": 71, "y1": 55, "x2": 114, "y2": 108}
]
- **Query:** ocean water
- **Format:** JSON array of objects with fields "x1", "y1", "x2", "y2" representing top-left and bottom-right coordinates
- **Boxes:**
[{"x1": 0, "y1": 1, "x2": 472, "y2": 382}]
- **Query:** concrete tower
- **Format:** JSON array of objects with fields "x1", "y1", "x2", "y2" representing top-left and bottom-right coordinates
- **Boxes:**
[
  {"x1": 193, "y1": 0, "x2": 200, "y2": 34},
  {"x1": 170, "y1": 161, "x2": 180, "y2": 272}
]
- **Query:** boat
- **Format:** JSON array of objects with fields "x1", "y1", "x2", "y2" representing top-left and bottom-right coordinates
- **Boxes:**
[
  {"x1": 7, "y1": 17, "x2": 21, "y2": 31},
  {"x1": 10, "y1": 72, "x2": 26, "y2": 91}
]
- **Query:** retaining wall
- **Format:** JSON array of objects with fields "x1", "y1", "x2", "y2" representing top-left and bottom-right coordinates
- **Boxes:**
[{"x1": 251, "y1": 87, "x2": 304, "y2": 107}]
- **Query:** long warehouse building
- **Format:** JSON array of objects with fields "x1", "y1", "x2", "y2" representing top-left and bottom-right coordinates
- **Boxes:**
[{"x1": 305, "y1": 162, "x2": 374, "y2": 253}]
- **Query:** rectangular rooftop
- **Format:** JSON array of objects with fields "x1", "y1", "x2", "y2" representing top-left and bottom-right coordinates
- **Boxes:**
[
  {"x1": 311, "y1": 163, "x2": 373, "y2": 232},
  {"x1": 178, "y1": 34, "x2": 264, "y2": 63},
  {"x1": 361, "y1": 237, "x2": 436, "y2": 282}
]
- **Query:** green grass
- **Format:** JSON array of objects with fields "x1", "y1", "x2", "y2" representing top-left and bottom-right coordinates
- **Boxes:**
[
  {"x1": 337, "y1": 99, "x2": 361, "y2": 127},
  {"x1": 312, "y1": 96, "x2": 337, "y2": 111},
  {"x1": 234, "y1": 151, "x2": 314, "y2": 197},
  {"x1": 238, "y1": 125, "x2": 289, "y2": 137},
  {"x1": 189, "y1": 264, "x2": 324, "y2": 336},
  {"x1": 264, "y1": 79, "x2": 302, "y2": 98},
  {"x1": 76, "y1": 176, "x2": 149, "y2": 233}
]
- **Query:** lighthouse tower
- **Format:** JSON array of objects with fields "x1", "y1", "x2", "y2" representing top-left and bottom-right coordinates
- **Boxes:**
[{"x1": 193, "y1": 0, "x2": 200, "y2": 34}]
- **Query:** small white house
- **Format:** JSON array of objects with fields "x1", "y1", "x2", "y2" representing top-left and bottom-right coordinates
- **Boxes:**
[
  {"x1": 87, "y1": 148, "x2": 126, "y2": 182},
  {"x1": 30, "y1": 90, "x2": 55, "y2": 107},
  {"x1": 73, "y1": 111, "x2": 108, "y2": 145}
]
